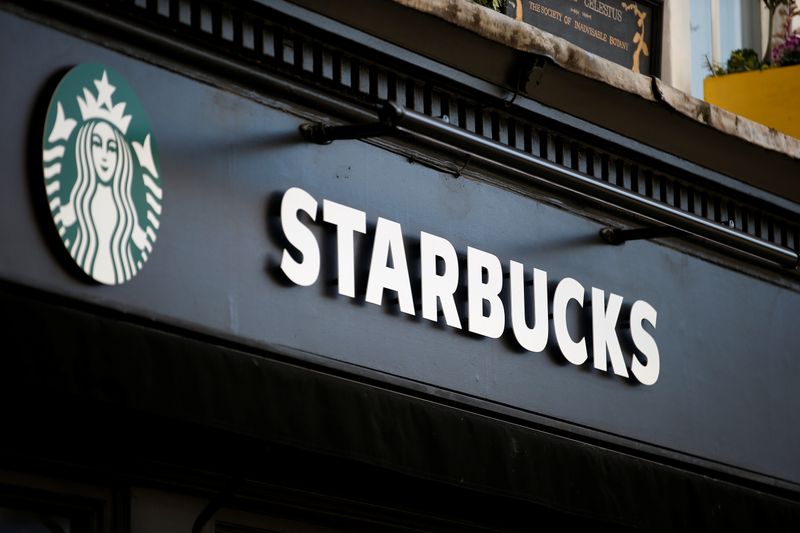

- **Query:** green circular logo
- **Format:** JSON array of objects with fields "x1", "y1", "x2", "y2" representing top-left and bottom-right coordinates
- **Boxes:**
[{"x1": 42, "y1": 64, "x2": 162, "y2": 285}]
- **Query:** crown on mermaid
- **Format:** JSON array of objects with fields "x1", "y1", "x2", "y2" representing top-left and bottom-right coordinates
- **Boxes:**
[{"x1": 77, "y1": 70, "x2": 132, "y2": 134}]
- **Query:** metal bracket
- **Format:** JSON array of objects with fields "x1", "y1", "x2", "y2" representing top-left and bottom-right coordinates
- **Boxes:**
[
  {"x1": 299, "y1": 102, "x2": 403, "y2": 144},
  {"x1": 300, "y1": 100, "x2": 798, "y2": 270},
  {"x1": 650, "y1": 75, "x2": 664, "y2": 104},
  {"x1": 191, "y1": 475, "x2": 242, "y2": 533},
  {"x1": 599, "y1": 226, "x2": 684, "y2": 245},
  {"x1": 530, "y1": 56, "x2": 548, "y2": 86},
  {"x1": 504, "y1": 55, "x2": 547, "y2": 107}
]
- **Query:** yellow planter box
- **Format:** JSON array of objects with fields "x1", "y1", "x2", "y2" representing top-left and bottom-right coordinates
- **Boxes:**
[{"x1": 704, "y1": 63, "x2": 800, "y2": 140}]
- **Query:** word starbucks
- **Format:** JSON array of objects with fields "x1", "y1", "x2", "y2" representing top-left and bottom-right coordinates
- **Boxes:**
[{"x1": 279, "y1": 187, "x2": 660, "y2": 385}]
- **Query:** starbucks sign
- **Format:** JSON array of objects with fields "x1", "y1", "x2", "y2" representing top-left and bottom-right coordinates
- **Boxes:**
[{"x1": 42, "y1": 64, "x2": 162, "y2": 285}]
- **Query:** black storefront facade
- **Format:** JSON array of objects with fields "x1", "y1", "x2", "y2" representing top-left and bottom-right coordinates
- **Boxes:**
[{"x1": 1, "y1": 1, "x2": 800, "y2": 531}]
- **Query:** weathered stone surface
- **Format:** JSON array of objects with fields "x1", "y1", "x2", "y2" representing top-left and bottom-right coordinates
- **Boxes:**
[{"x1": 394, "y1": 0, "x2": 800, "y2": 160}]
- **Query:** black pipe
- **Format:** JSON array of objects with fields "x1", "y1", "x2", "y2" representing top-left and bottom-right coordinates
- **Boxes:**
[
  {"x1": 600, "y1": 226, "x2": 686, "y2": 245},
  {"x1": 376, "y1": 102, "x2": 799, "y2": 270}
]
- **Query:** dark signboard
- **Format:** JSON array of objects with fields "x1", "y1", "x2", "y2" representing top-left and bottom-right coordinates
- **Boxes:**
[
  {"x1": 2, "y1": 11, "x2": 799, "y2": 488},
  {"x1": 506, "y1": 0, "x2": 662, "y2": 75}
]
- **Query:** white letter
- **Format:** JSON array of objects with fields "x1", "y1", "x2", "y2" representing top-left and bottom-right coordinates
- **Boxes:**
[
  {"x1": 509, "y1": 261, "x2": 548, "y2": 352},
  {"x1": 553, "y1": 277, "x2": 587, "y2": 365},
  {"x1": 420, "y1": 231, "x2": 462, "y2": 329},
  {"x1": 365, "y1": 217, "x2": 415, "y2": 315},
  {"x1": 630, "y1": 300, "x2": 660, "y2": 385},
  {"x1": 280, "y1": 187, "x2": 319, "y2": 286},
  {"x1": 323, "y1": 199, "x2": 366, "y2": 298},
  {"x1": 467, "y1": 246, "x2": 505, "y2": 338},
  {"x1": 591, "y1": 288, "x2": 629, "y2": 377}
]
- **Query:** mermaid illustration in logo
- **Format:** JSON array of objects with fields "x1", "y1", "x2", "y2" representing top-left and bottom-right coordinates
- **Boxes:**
[{"x1": 43, "y1": 68, "x2": 162, "y2": 285}]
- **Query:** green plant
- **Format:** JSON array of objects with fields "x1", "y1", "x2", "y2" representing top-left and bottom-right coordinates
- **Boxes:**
[
  {"x1": 710, "y1": 2, "x2": 799, "y2": 73},
  {"x1": 726, "y1": 48, "x2": 764, "y2": 73},
  {"x1": 706, "y1": 48, "x2": 764, "y2": 76}
]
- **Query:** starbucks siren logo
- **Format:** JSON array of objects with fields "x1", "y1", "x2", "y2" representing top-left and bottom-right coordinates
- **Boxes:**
[{"x1": 42, "y1": 64, "x2": 162, "y2": 285}]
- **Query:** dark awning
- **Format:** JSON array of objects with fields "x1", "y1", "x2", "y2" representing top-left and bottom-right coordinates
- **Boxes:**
[{"x1": 1, "y1": 281, "x2": 798, "y2": 531}]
